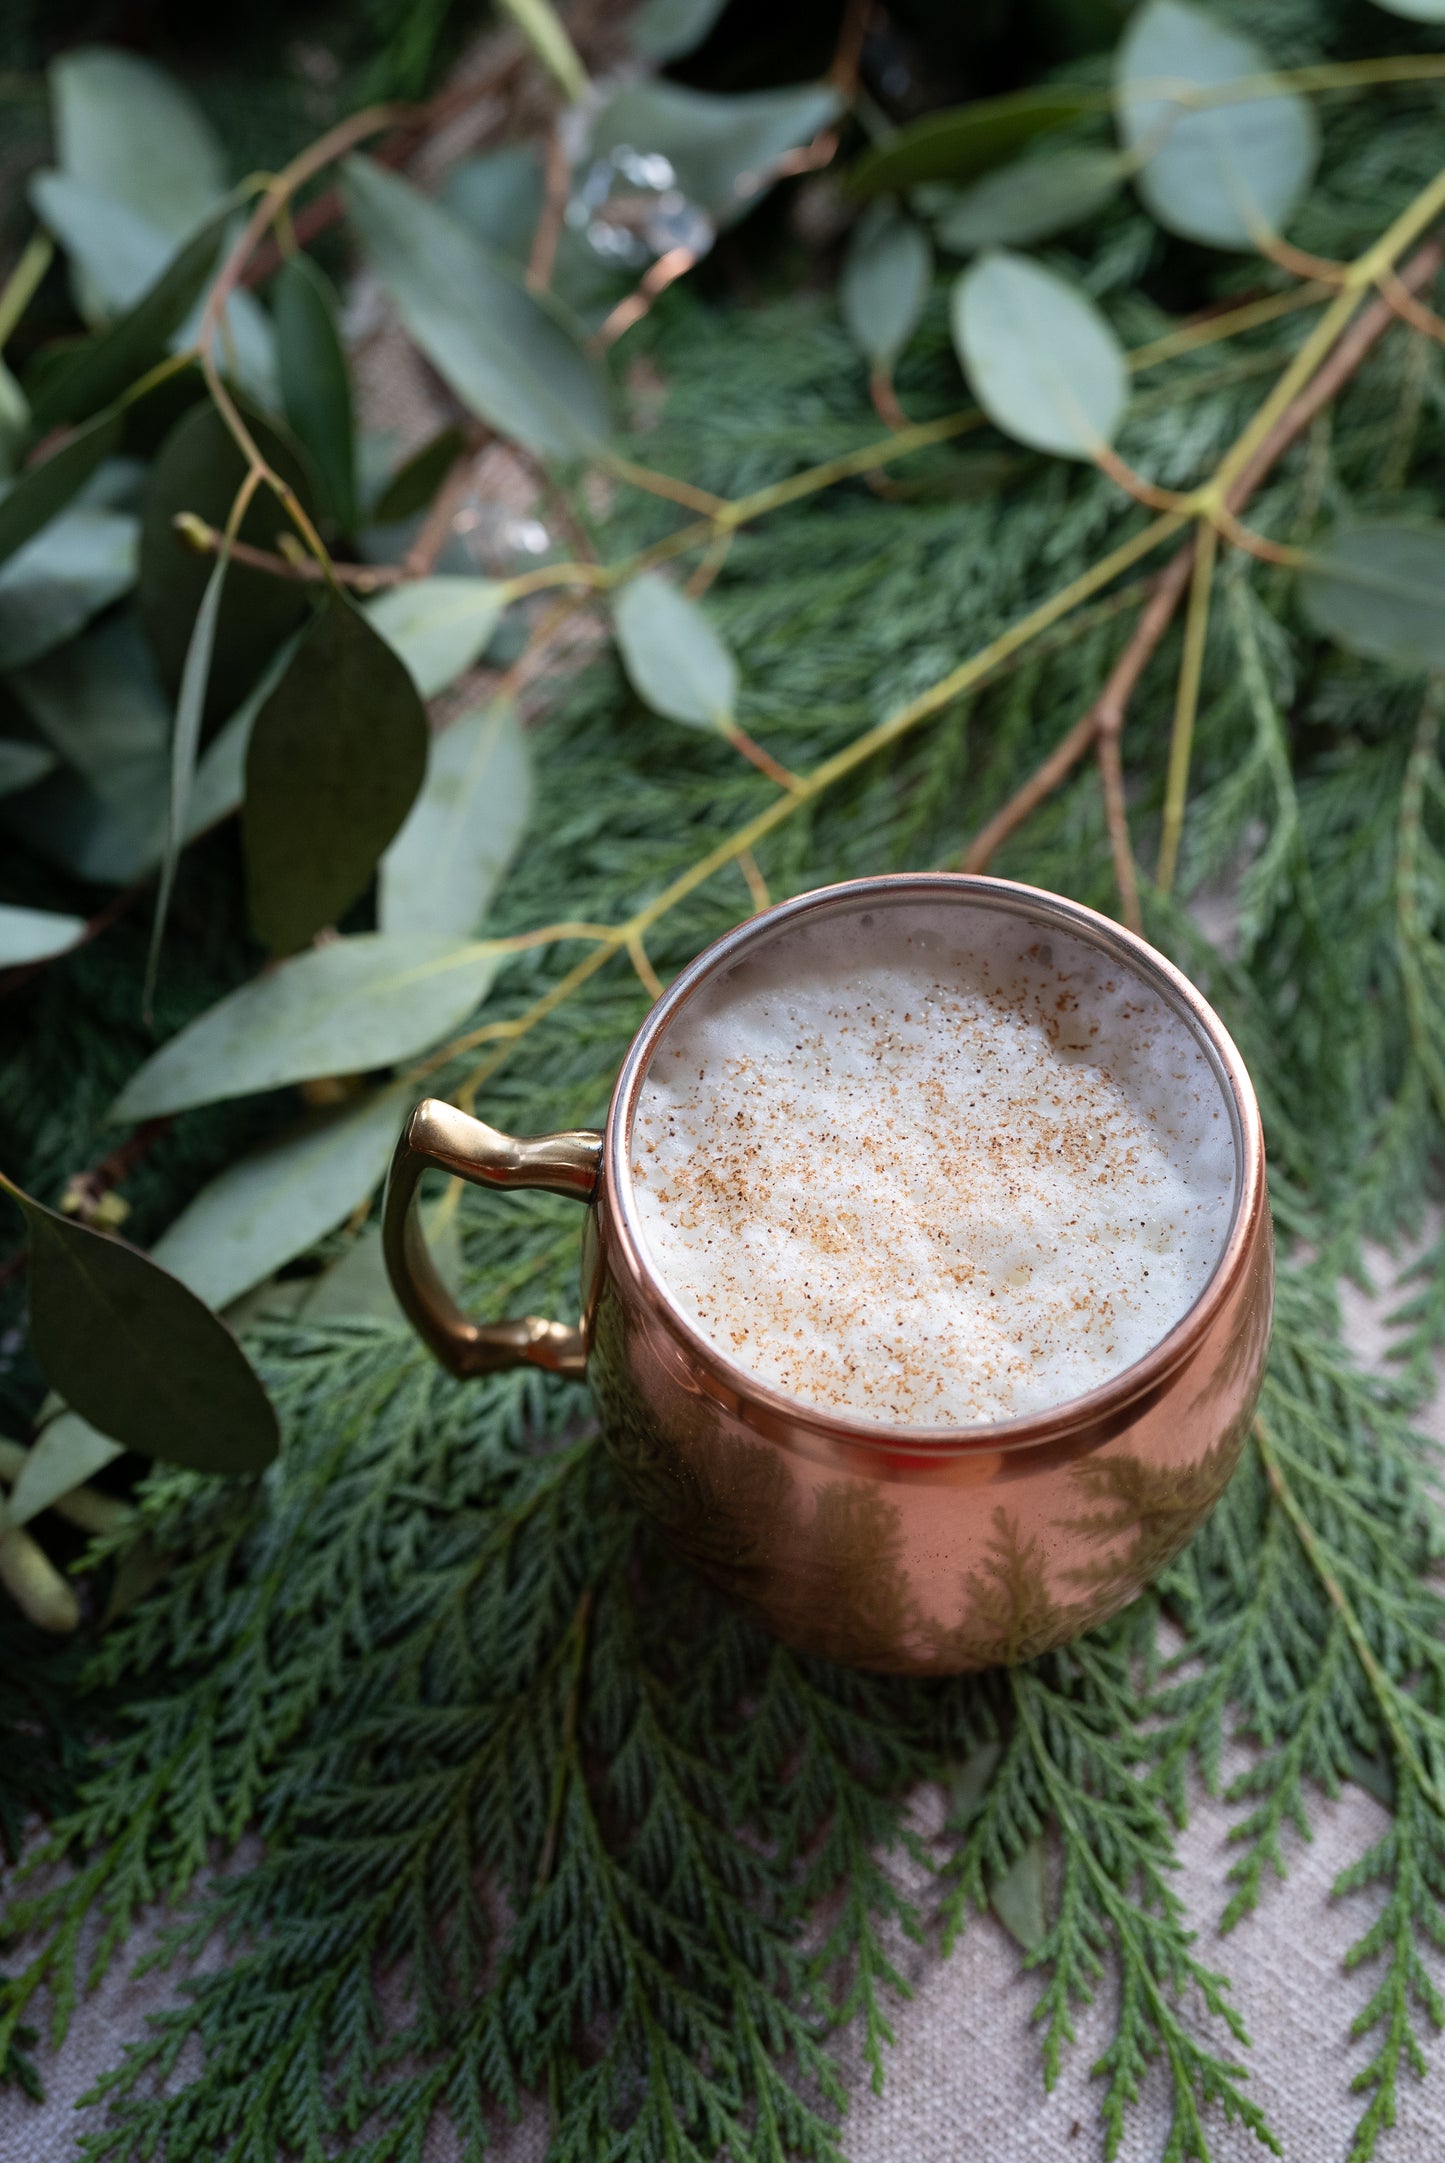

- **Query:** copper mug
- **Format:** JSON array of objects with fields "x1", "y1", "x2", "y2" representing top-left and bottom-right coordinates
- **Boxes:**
[{"x1": 383, "y1": 873, "x2": 1273, "y2": 1674}]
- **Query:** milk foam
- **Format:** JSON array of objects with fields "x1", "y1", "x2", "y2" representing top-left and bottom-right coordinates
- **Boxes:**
[{"x1": 629, "y1": 900, "x2": 1237, "y2": 1428}]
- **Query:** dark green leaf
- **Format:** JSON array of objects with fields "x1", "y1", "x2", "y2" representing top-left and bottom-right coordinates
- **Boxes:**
[
  {"x1": 850, "y1": 88, "x2": 1094, "y2": 200},
  {"x1": 343, "y1": 157, "x2": 610, "y2": 460},
  {"x1": 992, "y1": 1839, "x2": 1048, "y2": 1950},
  {"x1": 613, "y1": 571, "x2": 737, "y2": 727},
  {"x1": 587, "y1": 80, "x2": 840, "y2": 226},
  {"x1": 840, "y1": 204, "x2": 932, "y2": 371},
  {"x1": 29, "y1": 200, "x2": 232, "y2": 433},
  {"x1": 0, "y1": 406, "x2": 123, "y2": 570},
  {"x1": 380, "y1": 701, "x2": 533, "y2": 937},
  {"x1": 0, "y1": 903, "x2": 86, "y2": 967},
  {"x1": 931, "y1": 147, "x2": 1130, "y2": 252},
  {"x1": 1298, "y1": 520, "x2": 1445, "y2": 671},
  {"x1": 0, "y1": 738, "x2": 56, "y2": 797},
  {"x1": 0, "y1": 505, "x2": 136, "y2": 670},
  {"x1": 951, "y1": 249, "x2": 1127, "y2": 461},
  {"x1": 111, "y1": 933, "x2": 499, "y2": 1119},
  {"x1": 243, "y1": 594, "x2": 429, "y2": 954},
  {"x1": 1, "y1": 1176, "x2": 278, "y2": 1475},
  {"x1": 150, "y1": 1082, "x2": 413, "y2": 1312},
  {"x1": 138, "y1": 399, "x2": 316, "y2": 725},
  {"x1": 951, "y1": 1741, "x2": 1003, "y2": 1826},
  {"x1": 1115, "y1": 0, "x2": 1318, "y2": 252},
  {"x1": 369, "y1": 425, "x2": 467, "y2": 524},
  {"x1": 274, "y1": 253, "x2": 357, "y2": 532}
]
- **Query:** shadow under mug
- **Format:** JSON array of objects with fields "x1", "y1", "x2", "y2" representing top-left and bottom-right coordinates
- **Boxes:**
[{"x1": 382, "y1": 873, "x2": 1274, "y2": 1674}]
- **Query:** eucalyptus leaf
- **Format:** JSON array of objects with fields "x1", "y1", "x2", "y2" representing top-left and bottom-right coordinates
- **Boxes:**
[
  {"x1": 931, "y1": 147, "x2": 1130, "y2": 252},
  {"x1": 8, "y1": 614, "x2": 171, "y2": 838},
  {"x1": 380, "y1": 702, "x2": 533, "y2": 938},
  {"x1": 343, "y1": 158, "x2": 610, "y2": 460},
  {"x1": 51, "y1": 45, "x2": 225, "y2": 247},
  {"x1": 149, "y1": 546, "x2": 230, "y2": 990},
  {"x1": 0, "y1": 505, "x2": 137, "y2": 670},
  {"x1": 1370, "y1": 0, "x2": 1445, "y2": 14},
  {"x1": 29, "y1": 199, "x2": 232, "y2": 432},
  {"x1": 0, "y1": 738, "x2": 56, "y2": 797},
  {"x1": 840, "y1": 205, "x2": 933, "y2": 371},
  {"x1": 992, "y1": 1840, "x2": 1048, "y2": 1950},
  {"x1": 0, "y1": 903, "x2": 87, "y2": 967},
  {"x1": 0, "y1": 358, "x2": 29, "y2": 480},
  {"x1": 151, "y1": 1082, "x2": 413, "y2": 1313},
  {"x1": 112, "y1": 933, "x2": 500, "y2": 1121},
  {"x1": 275, "y1": 253, "x2": 357, "y2": 531},
  {"x1": 0, "y1": 1175, "x2": 278, "y2": 1475},
  {"x1": 851, "y1": 88, "x2": 1094, "y2": 199},
  {"x1": 244, "y1": 594, "x2": 429, "y2": 954},
  {"x1": 441, "y1": 151, "x2": 542, "y2": 266},
  {"x1": 364, "y1": 577, "x2": 507, "y2": 700},
  {"x1": 587, "y1": 80, "x2": 839, "y2": 227},
  {"x1": 5, "y1": 1412, "x2": 122, "y2": 1528},
  {"x1": 139, "y1": 399, "x2": 316, "y2": 724},
  {"x1": 0, "y1": 405, "x2": 123, "y2": 570},
  {"x1": 368, "y1": 425, "x2": 468, "y2": 525},
  {"x1": 951, "y1": 249, "x2": 1127, "y2": 461},
  {"x1": 303, "y1": 1194, "x2": 463, "y2": 1323},
  {"x1": 1115, "y1": 0, "x2": 1318, "y2": 252},
  {"x1": 631, "y1": 0, "x2": 730, "y2": 59},
  {"x1": 613, "y1": 571, "x2": 737, "y2": 728},
  {"x1": 1298, "y1": 520, "x2": 1445, "y2": 671}
]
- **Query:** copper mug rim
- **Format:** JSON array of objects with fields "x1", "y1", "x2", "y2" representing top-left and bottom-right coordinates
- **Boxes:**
[{"x1": 603, "y1": 871, "x2": 1265, "y2": 1460}]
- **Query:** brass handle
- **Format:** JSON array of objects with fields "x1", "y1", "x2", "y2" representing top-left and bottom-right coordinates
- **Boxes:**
[{"x1": 382, "y1": 1098, "x2": 602, "y2": 1379}]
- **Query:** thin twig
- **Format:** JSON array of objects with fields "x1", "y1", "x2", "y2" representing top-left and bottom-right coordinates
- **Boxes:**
[
  {"x1": 173, "y1": 516, "x2": 405, "y2": 590},
  {"x1": 962, "y1": 551, "x2": 1195, "y2": 874},
  {"x1": 404, "y1": 436, "x2": 488, "y2": 577},
  {"x1": 527, "y1": 121, "x2": 571, "y2": 294},
  {"x1": 869, "y1": 367, "x2": 910, "y2": 433},
  {"x1": 720, "y1": 720, "x2": 802, "y2": 793},
  {"x1": 737, "y1": 849, "x2": 771, "y2": 913},
  {"x1": 1157, "y1": 519, "x2": 1218, "y2": 893}
]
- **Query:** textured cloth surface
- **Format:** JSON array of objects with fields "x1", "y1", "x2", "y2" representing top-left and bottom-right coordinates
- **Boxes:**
[{"x1": 3, "y1": 1281, "x2": 1442, "y2": 2163}]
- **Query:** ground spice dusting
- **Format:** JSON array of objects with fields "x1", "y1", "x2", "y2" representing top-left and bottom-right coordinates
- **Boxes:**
[{"x1": 630, "y1": 904, "x2": 1237, "y2": 1428}]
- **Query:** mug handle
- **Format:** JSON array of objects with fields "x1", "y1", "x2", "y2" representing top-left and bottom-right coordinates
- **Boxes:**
[{"x1": 382, "y1": 1098, "x2": 603, "y2": 1379}]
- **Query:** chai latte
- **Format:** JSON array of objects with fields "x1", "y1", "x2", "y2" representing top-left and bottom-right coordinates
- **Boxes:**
[{"x1": 628, "y1": 901, "x2": 1237, "y2": 1427}]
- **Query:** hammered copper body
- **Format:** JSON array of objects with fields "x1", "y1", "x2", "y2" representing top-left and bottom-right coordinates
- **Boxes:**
[{"x1": 383, "y1": 874, "x2": 1273, "y2": 1675}]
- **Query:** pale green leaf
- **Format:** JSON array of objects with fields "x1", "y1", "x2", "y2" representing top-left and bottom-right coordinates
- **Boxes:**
[
  {"x1": 631, "y1": 0, "x2": 730, "y2": 61},
  {"x1": 439, "y1": 153, "x2": 541, "y2": 266},
  {"x1": 931, "y1": 147, "x2": 1130, "y2": 252},
  {"x1": 951, "y1": 249, "x2": 1127, "y2": 461},
  {"x1": 0, "y1": 903, "x2": 87, "y2": 967},
  {"x1": 112, "y1": 934, "x2": 500, "y2": 1121},
  {"x1": 0, "y1": 506, "x2": 136, "y2": 670},
  {"x1": 148, "y1": 546, "x2": 231, "y2": 996},
  {"x1": 496, "y1": 0, "x2": 587, "y2": 101},
  {"x1": 0, "y1": 358, "x2": 28, "y2": 481},
  {"x1": 151, "y1": 1082, "x2": 413, "y2": 1313},
  {"x1": 613, "y1": 571, "x2": 738, "y2": 728},
  {"x1": 50, "y1": 45, "x2": 225, "y2": 243},
  {"x1": 1298, "y1": 521, "x2": 1445, "y2": 672},
  {"x1": 343, "y1": 158, "x2": 610, "y2": 459},
  {"x1": 1369, "y1": 0, "x2": 1445, "y2": 15},
  {"x1": 6, "y1": 1412, "x2": 121, "y2": 1529},
  {"x1": 381, "y1": 702, "x2": 533, "y2": 938},
  {"x1": 992, "y1": 1839, "x2": 1048, "y2": 1950},
  {"x1": 1115, "y1": 0, "x2": 1318, "y2": 252},
  {"x1": 8, "y1": 614, "x2": 171, "y2": 847},
  {"x1": 364, "y1": 577, "x2": 507, "y2": 700},
  {"x1": 840, "y1": 205, "x2": 933, "y2": 370},
  {"x1": 587, "y1": 80, "x2": 839, "y2": 227},
  {"x1": 303, "y1": 1194, "x2": 463, "y2": 1324},
  {"x1": 0, "y1": 404, "x2": 123, "y2": 570}
]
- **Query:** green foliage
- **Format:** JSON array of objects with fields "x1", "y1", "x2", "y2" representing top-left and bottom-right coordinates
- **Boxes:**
[{"x1": 7, "y1": 3, "x2": 1445, "y2": 2159}]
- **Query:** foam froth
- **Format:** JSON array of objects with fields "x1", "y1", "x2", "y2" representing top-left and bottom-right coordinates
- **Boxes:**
[{"x1": 628, "y1": 898, "x2": 1237, "y2": 1428}]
